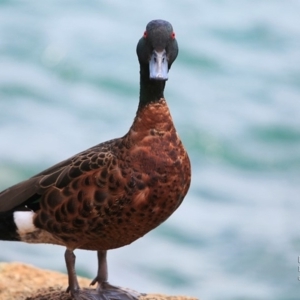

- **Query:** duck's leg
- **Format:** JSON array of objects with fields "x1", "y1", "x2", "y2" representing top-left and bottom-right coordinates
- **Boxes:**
[
  {"x1": 89, "y1": 250, "x2": 141, "y2": 300},
  {"x1": 90, "y1": 250, "x2": 108, "y2": 289},
  {"x1": 65, "y1": 248, "x2": 80, "y2": 294}
]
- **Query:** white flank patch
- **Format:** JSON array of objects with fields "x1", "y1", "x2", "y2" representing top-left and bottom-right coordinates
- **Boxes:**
[{"x1": 14, "y1": 211, "x2": 37, "y2": 235}]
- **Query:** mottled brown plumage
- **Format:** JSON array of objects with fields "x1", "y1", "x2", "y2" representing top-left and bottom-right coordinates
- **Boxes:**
[
  {"x1": 0, "y1": 19, "x2": 191, "y2": 300},
  {"x1": 30, "y1": 98, "x2": 190, "y2": 251}
]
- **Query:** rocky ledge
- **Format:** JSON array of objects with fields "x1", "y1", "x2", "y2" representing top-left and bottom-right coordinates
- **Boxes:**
[{"x1": 0, "y1": 262, "x2": 198, "y2": 300}]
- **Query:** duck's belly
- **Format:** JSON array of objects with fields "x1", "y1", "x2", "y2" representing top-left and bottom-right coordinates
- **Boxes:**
[{"x1": 79, "y1": 192, "x2": 183, "y2": 250}]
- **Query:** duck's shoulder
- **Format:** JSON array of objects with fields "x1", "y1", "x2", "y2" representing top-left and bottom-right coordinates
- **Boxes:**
[{"x1": 36, "y1": 138, "x2": 120, "y2": 186}]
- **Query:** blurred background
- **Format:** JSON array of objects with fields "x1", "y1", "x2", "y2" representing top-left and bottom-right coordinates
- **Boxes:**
[{"x1": 0, "y1": 0, "x2": 300, "y2": 299}]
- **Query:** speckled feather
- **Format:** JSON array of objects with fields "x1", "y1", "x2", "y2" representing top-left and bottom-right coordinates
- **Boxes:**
[{"x1": 0, "y1": 98, "x2": 190, "y2": 251}]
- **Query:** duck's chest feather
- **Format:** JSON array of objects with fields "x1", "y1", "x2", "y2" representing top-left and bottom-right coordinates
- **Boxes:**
[{"x1": 32, "y1": 99, "x2": 191, "y2": 250}]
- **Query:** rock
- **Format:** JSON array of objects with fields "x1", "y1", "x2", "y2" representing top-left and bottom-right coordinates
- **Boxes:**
[{"x1": 0, "y1": 262, "x2": 198, "y2": 300}]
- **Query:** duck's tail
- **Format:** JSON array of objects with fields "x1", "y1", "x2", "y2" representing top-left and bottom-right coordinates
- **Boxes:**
[{"x1": 0, "y1": 211, "x2": 20, "y2": 241}]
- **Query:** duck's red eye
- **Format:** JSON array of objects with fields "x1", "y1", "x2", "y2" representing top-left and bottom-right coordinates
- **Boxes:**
[
  {"x1": 143, "y1": 31, "x2": 148, "y2": 38},
  {"x1": 171, "y1": 32, "x2": 175, "y2": 39}
]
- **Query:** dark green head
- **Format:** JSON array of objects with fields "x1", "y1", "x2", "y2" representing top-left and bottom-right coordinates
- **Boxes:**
[{"x1": 136, "y1": 20, "x2": 179, "y2": 81}]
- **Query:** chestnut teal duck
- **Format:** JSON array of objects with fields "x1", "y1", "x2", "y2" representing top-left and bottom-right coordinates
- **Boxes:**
[{"x1": 0, "y1": 19, "x2": 191, "y2": 299}]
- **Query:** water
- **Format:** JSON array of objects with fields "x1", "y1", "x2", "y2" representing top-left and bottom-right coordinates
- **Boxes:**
[{"x1": 0, "y1": 1, "x2": 300, "y2": 299}]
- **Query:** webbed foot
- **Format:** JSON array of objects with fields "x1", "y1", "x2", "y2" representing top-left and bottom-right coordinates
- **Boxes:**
[{"x1": 70, "y1": 283, "x2": 141, "y2": 300}]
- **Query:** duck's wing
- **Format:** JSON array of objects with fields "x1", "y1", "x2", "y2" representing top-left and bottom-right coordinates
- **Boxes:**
[{"x1": 0, "y1": 139, "x2": 118, "y2": 212}]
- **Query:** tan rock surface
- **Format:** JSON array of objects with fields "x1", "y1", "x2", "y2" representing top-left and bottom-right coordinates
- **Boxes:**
[{"x1": 0, "y1": 262, "x2": 198, "y2": 300}]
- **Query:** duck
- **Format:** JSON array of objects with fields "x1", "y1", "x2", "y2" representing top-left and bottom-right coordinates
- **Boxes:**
[{"x1": 0, "y1": 19, "x2": 191, "y2": 299}]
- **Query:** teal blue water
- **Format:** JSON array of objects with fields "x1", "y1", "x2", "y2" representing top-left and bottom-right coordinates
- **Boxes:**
[{"x1": 1, "y1": 1, "x2": 300, "y2": 299}]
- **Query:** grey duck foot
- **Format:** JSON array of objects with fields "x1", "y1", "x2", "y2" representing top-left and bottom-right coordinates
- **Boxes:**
[{"x1": 70, "y1": 282, "x2": 141, "y2": 300}]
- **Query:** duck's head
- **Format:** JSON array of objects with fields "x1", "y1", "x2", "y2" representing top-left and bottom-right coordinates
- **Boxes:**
[{"x1": 137, "y1": 20, "x2": 178, "y2": 81}]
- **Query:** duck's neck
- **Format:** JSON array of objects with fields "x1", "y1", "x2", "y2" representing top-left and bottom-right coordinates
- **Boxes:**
[
  {"x1": 125, "y1": 63, "x2": 173, "y2": 141},
  {"x1": 138, "y1": 64, "x2": 166, "y2": 108}
]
